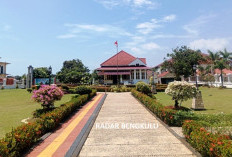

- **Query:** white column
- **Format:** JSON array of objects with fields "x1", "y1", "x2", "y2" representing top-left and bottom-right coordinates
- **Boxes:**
[
  {"x1": 139, "y1": 69, "x2": 141, "y2": 80},
  {"x1": 134, "y1": 70, "x2": 136, "y2": 81},
  {"x1": 129, "y1": 71, "x2": 131, "y2": 80},
  {"x1": 3, "y1": 78, "x2": 6, "y2": 86},
  {"x1": 120, "y1": 75, "x2": 122, "y2": 83},
  {"x1": 145, "y1": 70, "x2": 147, "y2": 80},
  {"x1": 228, "y1": 74, "x2": 231, "y2": 83},
  {"x1": 197, "y1": 75, "x2": 199, "y2": 82},
  {"x1": 188, "y1": 77, "x2": 191, "y2": 82},
  {"x1": 13, "y1": 79, "x2": 16, "y2": 86},
  {"x1": 3, "y1": 64, "x2": 6, "y2": 74}
]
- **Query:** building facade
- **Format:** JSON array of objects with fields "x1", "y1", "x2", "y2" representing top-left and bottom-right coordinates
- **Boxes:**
[
  {"x1": 154, "y1": 58, "x2": 232, "y2": 88},
  {"x1": 97, "y1": 50, "x2": 151, "y2": 85},
  {"x1": 0, "y1": 60, "x2": 9, "y2": 78}
]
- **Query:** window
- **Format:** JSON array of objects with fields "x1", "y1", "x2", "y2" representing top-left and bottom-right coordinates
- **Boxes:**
[
  {"x1": 141, "y1": 70, "x2": 145, "y2": 79},
  {"x1": 136, "y1": 70, "x2": 140, "y2": 79},
  {"x1": 106, "y1": 75, "x2": 113, "y2": 80},
  {"x1": 131, "y1": 71, "x2": 134, "y2": 79},
  {"x1": 0, "y1": 66, "x2": 3, "y2": 74},
  {"x1": 122, "y1": 75, "x2": 129, "y2": 80}
]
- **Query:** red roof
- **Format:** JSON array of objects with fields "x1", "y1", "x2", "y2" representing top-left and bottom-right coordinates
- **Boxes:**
[
  {"x1": 158, "y1": 71, "x2": 169, "y2": 77},
  {"x1": 101, "y1": 50, "x2": 146, "y2": 66},
  {"x1": 97, "y1": 67, "x2": 151, "y2": 70},
  {"x1": 215, "y1": 69, "x2": 232, "y2": 75}
]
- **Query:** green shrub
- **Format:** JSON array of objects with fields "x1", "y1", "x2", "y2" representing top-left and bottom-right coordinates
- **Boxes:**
[
  {"x1": 61, "y1": 84, "x2": 69, "y2": 91},
  {"x1": 75, "y1": 86, "x2": 92, "y2": 95},
  {"x1": 182, "y1": 120, "x2": 232, "y2": 156},
  {"x1": 136, "y1": 81, "x2": 151, "y2": 95},
  {"x1": 0, "y1": 90, "x2": 97, "y2": 157},
  {"x1": 27, "y1": 88, "x2": 33, "y2": 93},
  {"x1": 92, "y1": 86, "x2": 111, "y2": 92}
]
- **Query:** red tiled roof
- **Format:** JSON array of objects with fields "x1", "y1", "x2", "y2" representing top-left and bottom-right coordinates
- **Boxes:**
[
  {"x1": 214, "y1": 69, "x2": 232, "y2": 75},
  {"x1": 101, "y1": 50, "x2": 146, "y2": 66},
  {"x1": 158, "y1": 71, "x2": 169, "y2": 77},
  {"x1": 139, "y1": 58, "x2": 146, "y2": 64},
  {"x1": 97, "y1": 67, "x2": 151, "y2": 70}
]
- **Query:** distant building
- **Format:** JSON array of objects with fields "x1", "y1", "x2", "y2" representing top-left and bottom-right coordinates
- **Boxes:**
[
  {"x1": 97, "y1": 50, "x2": 151, "y2": 85},
  {"x1": 154, "y1": 55, "x2": 232, "y2": 88},
  {"x1": 0, "y1": 58, "x2": 10, "y2": 78}
]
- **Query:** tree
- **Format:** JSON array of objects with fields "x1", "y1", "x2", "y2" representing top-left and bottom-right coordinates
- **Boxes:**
[
  {"x1": 56, "y1": 59, "x2": 90, "y2": 84},
  {"x1": 162, "y1": 46, "x2": 204, "y2": 80},
  {"x1": 207, "y1": 50, "x2": 220, "y2": 74},
  {"x1": 219, "y1": 48, "x2": 232, "y2": 62},
  {"x1": 33, "y1": 67, "x2": 50, "y2": 78},
  {"x1": 214, "y1": 59, "x2": 228, "y2": 87},
  {"x1": 165, "y1": 81, "x2": 197, "y2": 108}
]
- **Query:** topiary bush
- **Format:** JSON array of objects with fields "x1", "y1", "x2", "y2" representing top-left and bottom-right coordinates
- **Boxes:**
[
  {"x1": 75, "y1": 86, "x2": 92, "y2": 95},
  {"x1": 165, "y1": 81, "x2": 197, "y2": 108},
  {"x1": 136, "y1": 81, "x2": 151, "y2": 95}
]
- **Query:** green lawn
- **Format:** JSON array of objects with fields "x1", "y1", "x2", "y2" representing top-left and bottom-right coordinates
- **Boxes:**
[
  {"x1": 156, "y1": 87, "x2": 232, "y2": 114},
  {"x1": 0, "y1": 89, "x2": 74, "y2": 138}
]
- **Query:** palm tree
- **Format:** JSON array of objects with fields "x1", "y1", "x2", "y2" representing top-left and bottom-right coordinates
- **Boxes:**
[
  {"x1": 207, "y1": 50, "x2": 220, "y2": 74},
  {"x1": 219, "y1": 48, "x2": 232, "y2": 62},
  {"x1": 214, "y1": 59, "x2": 227, "y2": 87}
]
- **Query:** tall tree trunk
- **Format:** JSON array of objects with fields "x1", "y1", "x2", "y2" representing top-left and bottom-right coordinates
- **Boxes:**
[
  {"x1": 221, "y1": 70, "x2": 223, "y2": 87},
  {"x1": 174, "y1": 100, "x2": 179, "y2": 108}
]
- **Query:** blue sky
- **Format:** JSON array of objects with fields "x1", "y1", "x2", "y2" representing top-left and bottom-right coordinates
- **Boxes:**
[{"x1": 0, "y1": 0, "x2": 232, "y2": 75}]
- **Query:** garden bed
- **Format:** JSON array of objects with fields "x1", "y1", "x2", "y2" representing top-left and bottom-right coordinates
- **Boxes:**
[
  {"x1": 131, "y1": 89, "x2": 232, "y2": 156},
  {"x1": 0, "y1": 90, "x2": 96, "y2": 157}
]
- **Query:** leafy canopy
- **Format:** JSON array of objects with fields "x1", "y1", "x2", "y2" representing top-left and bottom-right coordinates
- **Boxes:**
[
  {"x1": 56, "y1": 59, "x2": 90, "y2": 84},
  {"x1": 33, "y1": 67, "x2": 51, "y2": 78},
  {"x1": 163, "y1": 46, "x2": 204, "y2": 80}
]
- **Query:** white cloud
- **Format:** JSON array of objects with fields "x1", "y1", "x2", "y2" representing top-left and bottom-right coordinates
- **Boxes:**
[
  {"x1": 57, "y1": 34, "x2": 76, "y2": 39},
  {"x1": 57, "y1": 23, "x2": 132, "y2": 39},
  {"x1": 136, "y1": 20, "x2": 161, "y2": 34},
  {"x1": 162, "y1": 14, "x2": 176, "y2": 22},
  {"x1": 183, "y1": 14, "x2": 216, "y2": 36},
  {"x1": 151, "y1": 34, "x2": 191, "y2": 39},
  {"x1": 95, "y1": 0, "x2": 157, "y2": 10},
  {"x1": 136, "y1": 14, "x2": 176, "y2": 34},
  {"x1": 189, "y1": 38, "x2": 229, "y2": 51},
  {"x1": 141, "y1": 42, "x2": 160, "y2": 50},
  {"x1": 0, "y1": 23, "x2": 11, "y2": 32},
  {"x1": 94, "y1": 0, "x2": 119, "y2": 9}
]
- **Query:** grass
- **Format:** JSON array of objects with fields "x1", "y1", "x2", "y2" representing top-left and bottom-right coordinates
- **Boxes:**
[
  {"x1": 155, "y1": 87, "x2": 232, "y2": 114},
  {"x1": 0, "y1": 89, "x2": 74, "y2": 138}
]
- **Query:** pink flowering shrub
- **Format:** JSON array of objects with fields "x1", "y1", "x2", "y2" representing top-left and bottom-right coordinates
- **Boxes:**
[{"x1": 32, "y1": 85, "x2": 64, "y2": 109}]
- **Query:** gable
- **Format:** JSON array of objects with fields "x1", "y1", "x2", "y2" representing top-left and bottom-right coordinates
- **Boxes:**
[
  {"x1": 101, "y1": 50, "x2": 136, "y2": 66},
  {"x1": 128, "y1": 58, "x2": 146, "y2": 66}
]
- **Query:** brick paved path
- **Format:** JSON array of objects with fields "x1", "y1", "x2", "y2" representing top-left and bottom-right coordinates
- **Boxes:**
[{"x1": 79, "y1": 92, "x2": 196, "y2": 156}]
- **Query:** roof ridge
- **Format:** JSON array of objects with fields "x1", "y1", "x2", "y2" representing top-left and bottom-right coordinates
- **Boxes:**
[{"x1": 100, "y1": 50, "x2": 136, "y2": 66}]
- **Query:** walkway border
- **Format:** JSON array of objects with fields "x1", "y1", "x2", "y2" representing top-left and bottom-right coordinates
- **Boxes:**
[
  {"x1": 131, "y1": 93, "x2": 202, "y2": 157},
  {"x1": 65, "y1": 93, "x2": 107, "y2": 157}
]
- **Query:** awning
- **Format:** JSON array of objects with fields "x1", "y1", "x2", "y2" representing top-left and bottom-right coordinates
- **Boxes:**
[{"x1": 98, "y1": 72, "x2": 131, "y2": 75}]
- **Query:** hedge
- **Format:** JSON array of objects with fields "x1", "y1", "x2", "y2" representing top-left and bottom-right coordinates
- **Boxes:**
[
  {"x1": 182, "y1": 120, "x2": 232, "y2": 156},
  {"x1": 0, "y1": 90, "x2": 96, "y2": 157},
  {"x1": 131, "y1": 89, "x2": 196, "y2": 126},
  {"x1": 131, "y1": 89, "x2": 232, "y2": 156}
]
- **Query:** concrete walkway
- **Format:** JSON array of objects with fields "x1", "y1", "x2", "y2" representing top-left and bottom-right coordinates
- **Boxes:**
[{"x1": 79, "y1": 92, "x2": 196, "y2": 156}]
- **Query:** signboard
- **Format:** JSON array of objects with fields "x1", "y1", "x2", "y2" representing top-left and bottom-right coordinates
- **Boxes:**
[{"x1": 34, "y1": 78, "x2": 55, "y2": 85}]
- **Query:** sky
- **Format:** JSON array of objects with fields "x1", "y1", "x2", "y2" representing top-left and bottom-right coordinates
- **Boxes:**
[{"x1": 0, "y1": 0, "x2": 232, "y2": 76}]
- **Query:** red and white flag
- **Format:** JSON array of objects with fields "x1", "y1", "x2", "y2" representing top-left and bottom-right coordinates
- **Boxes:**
[{"x1": 114, "y1": 41, "x2": 118, "y2": 47}]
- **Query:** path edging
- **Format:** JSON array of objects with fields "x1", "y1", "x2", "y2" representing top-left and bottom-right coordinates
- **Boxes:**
[
  {"x1": 131, "y1": 93, "x2": 202, "y2": 157},
  {"x1": 65, "y1": 93, "x2": 107, "y2": 157}
]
